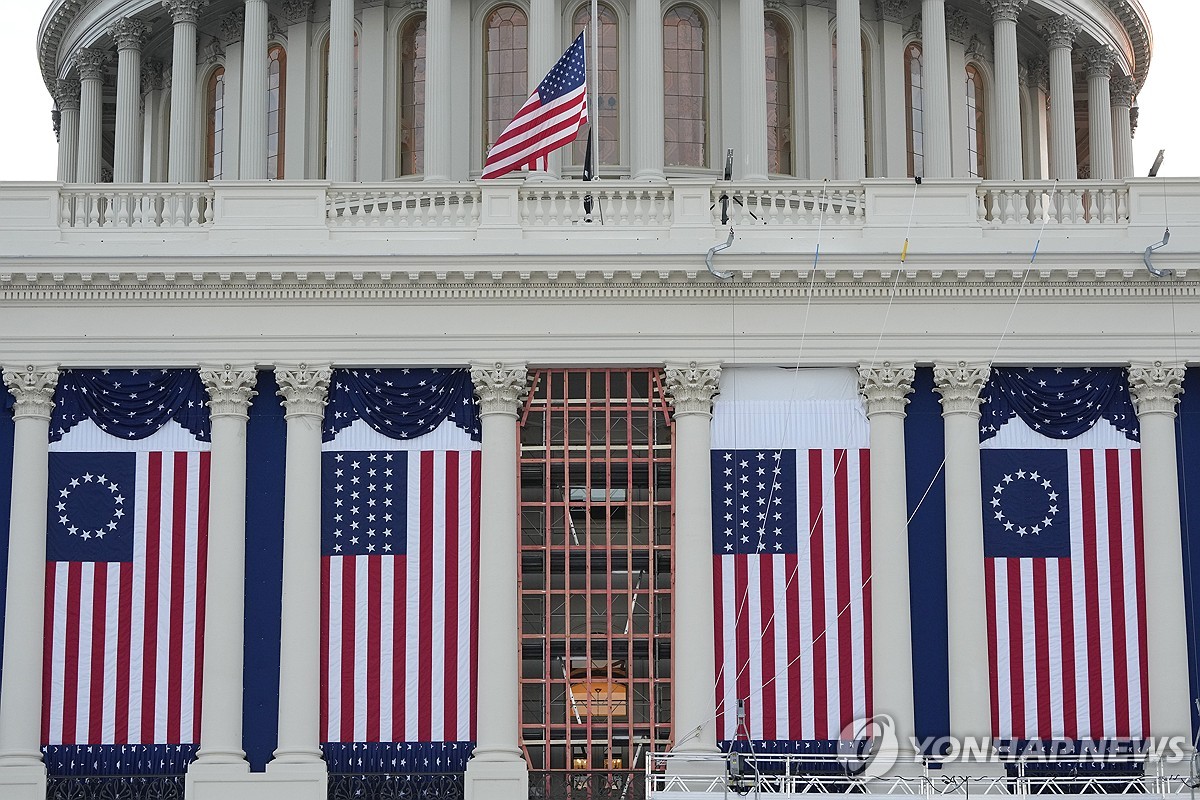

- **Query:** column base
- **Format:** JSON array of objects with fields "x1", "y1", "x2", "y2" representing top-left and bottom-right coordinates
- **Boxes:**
[
  {"x1": 264, "y1": 758, "x2": 329, "y2": 800},
  {"x1": 188, "y1": 761, "x2": 329, "y2": 800},
  {"x1": 464, "y1": 754, "x2": 528, "y2": 800},
  {"x1": 0, "y1": 763, "x2": 47, "y2": 800}
]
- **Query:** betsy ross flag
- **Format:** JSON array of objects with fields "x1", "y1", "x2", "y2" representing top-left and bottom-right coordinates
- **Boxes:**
[
  {"x1": 320, "y1": 369, "x2": 481, "y2": 747},
  {"x1": 711, "y1": 368, "x2": 871, "y2": 744},
  {"x1": 980, "y1": 367, "x2": 1148, "y2": 741},
  {"x1": 481, "y1": 32, "x2": 588, "y2": 179},
  {"x1": 42, "y1": 369, "x2": 211, "y2": 748}
]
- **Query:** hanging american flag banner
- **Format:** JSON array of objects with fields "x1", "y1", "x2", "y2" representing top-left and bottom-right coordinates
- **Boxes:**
[
  {"x1": 320, "y1": 369, "x2": 480, "y2": 750},
  {"x1": 481, "y1": 32, "x2": 588, "y2": 179},
  {"x1": 980, "y1": 367, "x2": 1148, "y2": 741},
  {"x1": 711, "y1": 367, "x2": 871, "y2": 745},
  {"x1": 42, "y1": 369, "x2": 211, "y2": 749}
]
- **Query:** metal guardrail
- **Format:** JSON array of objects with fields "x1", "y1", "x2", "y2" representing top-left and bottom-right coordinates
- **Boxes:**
[
  {"x1": 46, "y1": 774, "x2": 186, "y2": 799},
  {"x1": 327, "y1": 771, "x2": 466, "y2": 800}
]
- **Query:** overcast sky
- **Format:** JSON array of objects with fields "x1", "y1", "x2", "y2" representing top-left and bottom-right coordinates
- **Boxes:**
[{"x1": 0, "y1": 1, "x2": 1194, "y2": 180}]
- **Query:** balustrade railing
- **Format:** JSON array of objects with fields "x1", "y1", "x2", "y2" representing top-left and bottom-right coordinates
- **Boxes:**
[
  {"x1": 58, "y1": 185, "x2": 214, "y2": 229},
  {"x1": 518, "y1": 184, "x2": 672, "y2": 227},
  {"x1": 977, "y1": 182, "x2": 1130, "y2": 226},
  {"x1": 713, "y1": 183, "x2": 867, "y2": 227},
  {"x1": 327, "y1": 185, "x2": 482, "y2": 227}
]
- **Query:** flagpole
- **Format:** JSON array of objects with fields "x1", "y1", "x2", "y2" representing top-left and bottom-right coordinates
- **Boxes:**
[{"x1": 590, "y1": 0, "x2": 600, "y2": 177}]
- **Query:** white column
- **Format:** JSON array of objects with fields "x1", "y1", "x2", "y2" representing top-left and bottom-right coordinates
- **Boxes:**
[
  {"x1": 326, "y1": 0, "x2": 356, "y2": 182},
  {"x1": 55, "y1": 80, "x2": 81, "y2": 183},
  {"x1": 985, "y1": 0, "x2": 1027, "y2": 180},
  {"x1": 269, "y1": 365, "x2": 332, "y2": 795},
  {"x1": 1111, "y1": 75, "x2": 1136, "y2": 180},
  {"x1": 920, "y1": 0, "x2": 952, "y2": 178},
  {"x1": 632, "y1": 0, "x2": 665, "y2": 181},
  {"x1": 357, "y1": 1, "x2": 388, "y2": 181},
  {"x1": 835, "y1": 0, "x2": 865, "y2": 180},
  {"x1": 1127, "y1": 363, "x2": 1192, "y2": 745},
  {"x1": 165, "y1": 0, "x2": 206, "y2": 183},
  {"x1": 424, "y1": 0, "x2": 452, "y2": 181},
  {"x1": 526, "y1": 0, "x2": 559, "y2": 179},
  {"x1": 663, "y1": 362, "x2": 722, "y2": 757},
  {"x1": 858, "y1": 363, "x2": 917, "y2": 765},
  {"x1": 109, "y1": 20, "x2": 148, "y2": 183},
  {"x1": 1040, "y1": 15, "x2": 1081, "y2": 180},
  {"x1": 946, "y1": 11, "x2": 969, "y2": 178},
  {"x1": 933, "y1": 362, "x2": 992, "y2": 745},
  {"x1": 76, "y1": 48, "x2": 109, "y2": 184},
  {"x1": 0, "y1": 368, "x2": 58, "y2": 800},
  {"x1": 740, "y1": 0, "x2": 769, "y2": 180},
  {"x1": 465, "y1": 363, "x2": 530, "y2": 800},
  {"x1": 281, "y1": 0, "x2": 313, "y2": 180},
  {"x1": 239, "y1": 0, "x2": 268, "y2": 180},
  {"x1": 141, "y1": 60, "x2": 169, "y2": 182},
  {"x1": 1024, "y1": 57, "x2": 1051, "y2": 180},
  {"x1": 1085, "y1": 46, "x2": 1116, "y2": 181},
  {"x1": 803, "y1": 4, "x2": 834, "y2": 178},
  {"x1": 877, "y1": 2, "x2": 909, "y2": 178},
  {"x1": 192, "y1": 366, "x2": 257, "y2": 773}
]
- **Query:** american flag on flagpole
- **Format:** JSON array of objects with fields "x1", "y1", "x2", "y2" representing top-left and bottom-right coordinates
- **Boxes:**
[
  {"x1": 481, "y1": 32, "x2": 588, "y2": 179},
  {"x1": 43, "y1": 448, "x2": 209, "y2": 746}
]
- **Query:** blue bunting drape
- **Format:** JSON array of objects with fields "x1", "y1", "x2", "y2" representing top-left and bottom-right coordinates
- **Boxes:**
[
  {"x1": 49, "y1": 369, "x2": 210, "y2": 443},
  {"x1": 980, "y1": 367, "x2": 1138, "y2": 443},
  {"x1": 42, "y1": 744, "x2": 198, "y2": 776},
  {"x1": 323, "y1": 368, "x2": 481, "y2": 442},
  {"x1": 322, "y1": 741, "x2": 475, "y2": 774}
]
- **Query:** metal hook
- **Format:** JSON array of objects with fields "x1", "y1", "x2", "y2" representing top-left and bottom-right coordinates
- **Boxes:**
[
  {"x1": 706, "y1": 227, "x2": 736, "y2": 280},
  {"x1": 1144, "y1": 228, "x2": 1173, "y2": 277}
]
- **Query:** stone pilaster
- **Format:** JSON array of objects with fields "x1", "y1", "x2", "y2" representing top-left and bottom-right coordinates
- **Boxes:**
[
  {"x1": 240, "y1": 0, "x2": 269, "y2": 179},
  {"x1": 1040, "y1": 15, "x2": 1082, "y2": 179},
  {"x1": 280, "y1": 0, "x2": 314, "y2": 180},
  {"x1": 835, "y1": 0, "x2": 866, "y2": 179},
  {"x1": 663, "y1": 362, "x2": 722, "y2": 756},
  {"x1": 326, "y1": 0, "x2": 355, "y2": 181},
  {"x1": 465, "y1": 363, "x2": 530, "y2": 800},
  {"x1": 742, "y1": 0, "x2": 770, "y2": 180},
  {"x1": 920, "y1": 0, "x2": 952, "y2": 177},
  {"x1": 877, "y1": 0, "x2": 910, "y2": 23},
  {"x1": 632, "y1": 0, "x2": 665, "y2": 181}
]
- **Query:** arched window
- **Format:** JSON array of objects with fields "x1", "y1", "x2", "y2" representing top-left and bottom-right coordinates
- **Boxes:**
[
  {"x1": 765, "y1": 12, "x2": 792, "y2": 175},
  {"x1": 484, "y1": 5, "x2": 528, "y2": 161},
  {"x1": 832, "y1": 31, "x2": 872, "y2": 176},
  {"x1": 572, "y1": 3, "x2": 618, "y2": 168},
  {"x1": 904, "y1": 41, "x2": 924, "y2": 178},
  {"x1": 267, "y1": 44, "x2": 286, "y2": 179},
  {"x1": 965, "y1": 63, "x2": 986, "y2": 179},
  {"x1": 320, "y1": 32, "x2": 360, "y2": 179},
  {"x1": 663, "y1": 4, "x2": 707, "y2": 168},
  {"x1": 399, "y1": 14, "x2": 427, "y2": 176},
  {"x1": 205, "y1": 67, "x2": 226, "y2": 180}
]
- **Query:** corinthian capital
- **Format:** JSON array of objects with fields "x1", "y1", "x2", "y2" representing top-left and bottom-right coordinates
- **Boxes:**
[
  {"x1": 663, "y1": 361, "x2": 722, "y2": 416},
  {"x1": 108, "y1": 18, "x2": 150, "y2": 51},
  {"x1": 981, "y1": 0, "x2": 1027, "y2": 24},
  {"x1": 1084, "y1": 46, "x2": 1117, "y2": 78},
  {"x1": 945, "y1": 8, "x2": 970, "y2": 45},
  {"x1": 218, "y1": 8, "x2": 245, "y2": 45},
  {"x1": 858, "y1": 362, "x2": 916, "y2": 417},
  {"x1": 1128, "y1": 361, "x2": 1186, "y2": 417},
  {"x1": 163, "y1": 0, "x2": 209, "y2": 25},
  {"x1": 470, "y1": 362, "x2": 530, "y2": 416},
  {"x1": 3, "y1": 366, "x2": 60, "y2": 421},
  {"x1": 75, "y1": 48, "x2": 111, "y2": 82},
  {"x1": 1039, "y1": 15, "x2": 1082, "y2": 50},
  {"x1": 877, "y1": 0, "x2": 910, "y2": 23},
  {"x1": 201, "y1": 364, "x2": 258, "y2": 419},
  {"x1": 279, "y1": 0, "x2": 315, "y2": 24},
  {"x1": 1110, "y1": 75, "x2": 1135, "y2": 108},
  {"x1": 933, "y1": 361, "x2": 991, "y2": 417},
  {"x1": 55, "y1": 78, "x2": 81, "y2": 111},
  {"x1": 275, "y1": 364, "x2": 333, "y2": 418}
]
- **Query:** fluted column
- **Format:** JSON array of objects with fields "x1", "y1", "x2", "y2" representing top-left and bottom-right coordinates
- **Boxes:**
[
  {"x1": 835, "y1": 0, "x2": 865, "y2": 179},
  {"x1": 55, "y1": 80, "x2": 81, "y2": 183},
  {"x1": 0, "y1": 368, "x2": 59, "y2": 785},
  {"x1": 632, "y1": 0, "x2": 665, "y2": 181},
  {"x1": 108, "y1": 19, "x2": 148, "y2": 183},
  {"x1": 165, "y1": 0, "x2": 207, "y2": 182},
  {"x1": 663, "y1": 362, "x2": 722, "y2": 756},
  {"x1": 1111, "y1": 75, "x2": 1136, "y2": 179},
  {"x1": 933, "y1": 362, "x2": 992, "y2": 743},
  {"x1": 76, "y1": 49, "x2": 109, "y2": 184},
  {"x1": 877, "y1": 1, "x2": 909, "y2": 177},
  {"x1": 465, "y1": 363, "x2": 530, "y2": 800},
  {"x1": 239, "y1": 0, "x2": 269, "y2": 179},
  {"x1": 424, "y1": 0, "x2": 451, "y2": 180},
  {"x1": 193, "y1": 366, "x2": 257, "y2": 770},
  {"x1": 269, "y1": 366, "x2": 332, "y2": 791},
  {"x1": 1085, "y1": 47, "x2": 1116, "y2": 180},
  {"x1": 325, "y1": 0, "x2": 355, "y2": 181},
  {"x1": 920, "y1": 0, "x2": 952, "y2": 177},
  {"x1": 858, "y1": 363, "x2": 917, "y2": 763},
  {"x1": 280, "y1": 0, "x2": 314, "y2": 180},
  {"x1": 741, "y1": 0, "x2": 769, "y2": 180},
  {"x1": 1127, "y1": 363, "x2": 1191, "y2": 744},
  {"x1": 985, "y1": 0, "x2": 1027, "y2": 180},
  {"x1": 1040, "y1": 15, "x2": 1081, "y2": 180},
  {"x1": 527, "y1": 0, "x2": 558, "y2": 178}
]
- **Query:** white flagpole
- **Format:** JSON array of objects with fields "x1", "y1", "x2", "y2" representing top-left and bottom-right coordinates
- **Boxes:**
[{"x1": 590, "y1": 0, "x2": 600, "y2": 177}]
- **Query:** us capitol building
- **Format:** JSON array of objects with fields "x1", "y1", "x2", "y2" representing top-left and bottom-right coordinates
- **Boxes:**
[{"x1": 2, "y1": 1, "x2": 1199, "y2": 800}]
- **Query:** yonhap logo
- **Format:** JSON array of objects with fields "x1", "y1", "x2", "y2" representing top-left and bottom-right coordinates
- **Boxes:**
[{"x1": 838, "y1": 713, "x2": 899, "y2": 778}]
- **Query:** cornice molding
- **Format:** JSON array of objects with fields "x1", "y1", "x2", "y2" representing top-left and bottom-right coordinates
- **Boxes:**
[
  {"x1": 470, "y1": 362, "x2": 529, "y2": 416},
  {"x1": 3, "y1": 366, "x2": 60, "y2": 421},
  {"x1": 200, "y1": 364, "x2": 258, "y2": 418},
  {"x1": 275, "y1": 363, "x2": 332, "y2": 418},
  {"x1": 933, "y1": 361, "x2": 990, "y2": 417},
  {"x1": 858, "y1": 361, "x2": 916, "y2": 417},
  {"x1": 1128, "y1": 361, "x2": 1186, "y2": 417},
  {"x1": 663, "y1": 361, "x2": 722, "y2": 416}
]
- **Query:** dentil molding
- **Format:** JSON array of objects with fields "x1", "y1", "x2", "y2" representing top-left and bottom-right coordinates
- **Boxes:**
[
  {"x1": 663, "y1": 361, "x2": 722, "y2": 416},
  {"x1": 858, "y1": 362, "x2": 916, "y2": 417},
  {"x1": 933, "y1": 361, "x2": 991, "y2": 416},
  {"x1": 201, "y1": 364, "x2": 258, "y2": 418},
  {"x1": 470, "y1": 362, "x2": 530, "y2": 415},
  {"x1": 1128, "y1": 361, "x2": 1186, "y2": 416},
  {"x1": 2, "y1": 366, "x2": 60, "y2": 420},
  {"x1": 275, "y1": 364, "x2": 332, "y2": 418}
]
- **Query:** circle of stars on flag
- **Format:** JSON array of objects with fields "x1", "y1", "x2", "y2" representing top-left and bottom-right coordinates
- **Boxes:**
[
  {"x1": 56, "y1": 471, "x2": 126, "y2": 541},
  {"x1": 990, "y1": 467, "x2": 1059, "y2": 537}
]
